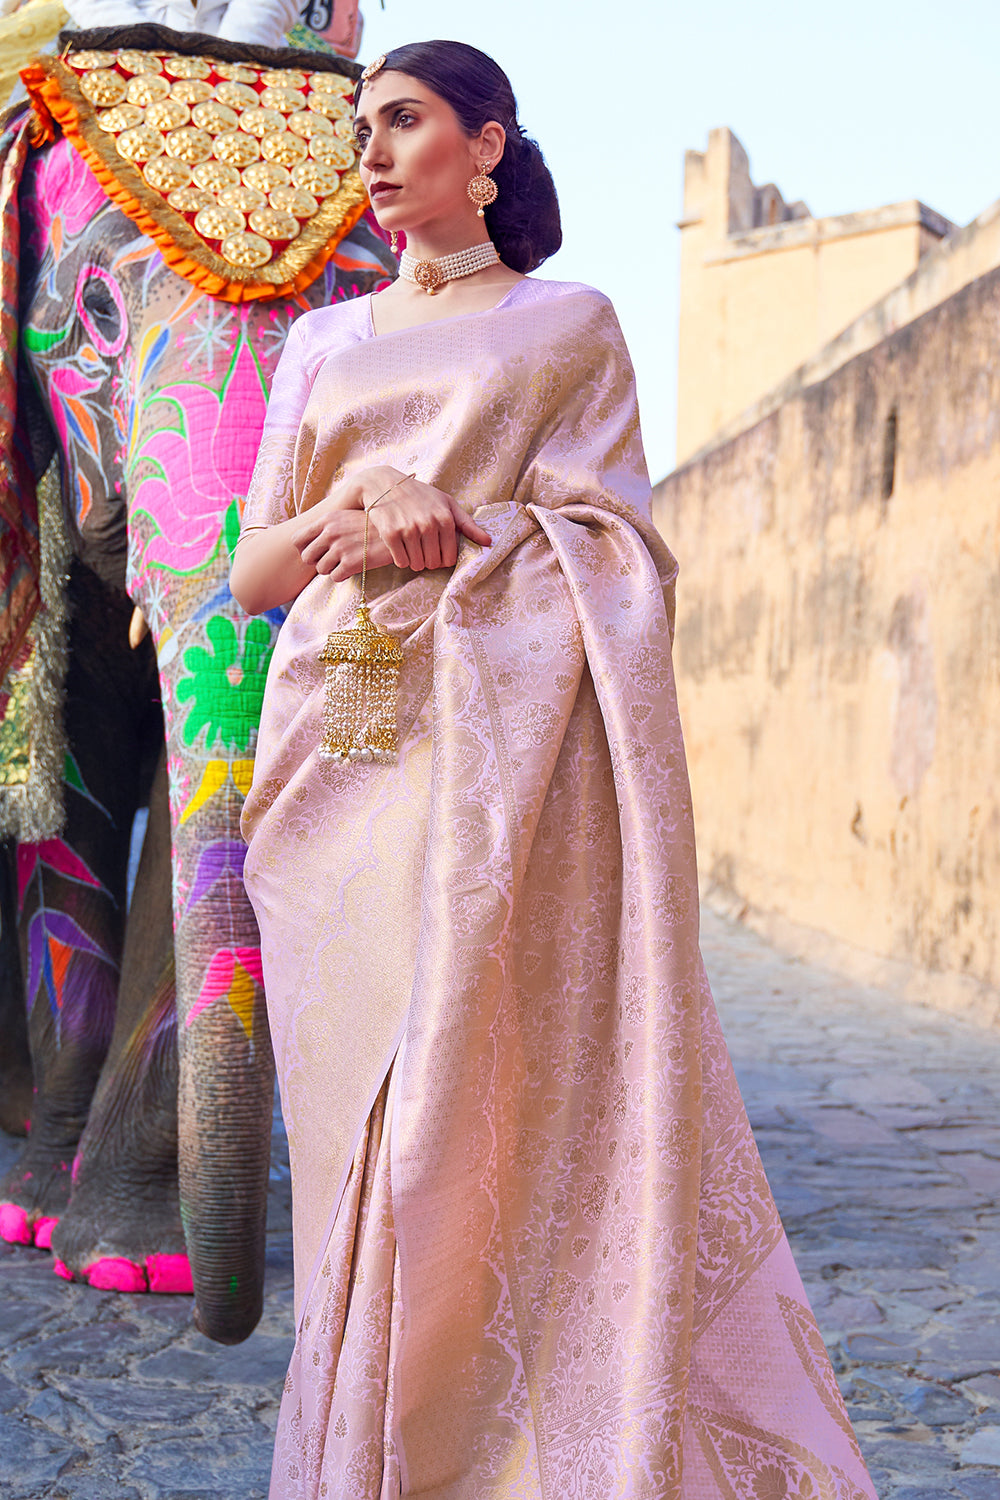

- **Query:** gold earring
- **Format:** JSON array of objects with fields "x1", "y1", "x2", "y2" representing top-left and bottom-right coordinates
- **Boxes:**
[
  {"x1": 467, "y1": 161, "x2": 498, "y2": 217},
  {"x1": 390, "y1": 230, "x2": 398, "y2": 255}
]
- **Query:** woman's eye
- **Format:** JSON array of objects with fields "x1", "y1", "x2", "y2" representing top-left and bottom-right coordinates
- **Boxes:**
[{"x1": 394, "y1": 111, "x2": 414, "y2": 128}]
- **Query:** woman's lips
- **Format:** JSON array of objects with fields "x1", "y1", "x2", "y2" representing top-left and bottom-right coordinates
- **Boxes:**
[{"x1": 370, "y1": 183, "x2": 401, "y2": 201}]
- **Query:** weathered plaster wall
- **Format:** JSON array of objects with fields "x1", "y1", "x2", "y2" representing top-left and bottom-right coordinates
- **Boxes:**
[
  {"x1": 677, "y1": 128, "x2": 953, "y2": 465},
  {"x1": 655, "y1": 267, "x2": 1000, "y2": 1019}
]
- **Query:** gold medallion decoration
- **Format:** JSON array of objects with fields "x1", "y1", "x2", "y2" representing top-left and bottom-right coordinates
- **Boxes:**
[
  {"x1": 24, "y1": 47, "x2": 368, "y2": 302},
  {"x1": 220, "y1": 183, "x2": 267, "y2": 214},
  {"x1": 193, "y1": 160, "x2": 242, "y2": 192},
  {"x1": 214, "y1": 62, "x2": 259, "y2": 84},
  {"x1": 311, "y1": 72, "x2": 356, "y2": 96},
  {"x1": 260, "y1": 86, "x2": 306, "y2": 113},
  {"x1": 289, "y1": 110, "x2": 333, "y2": 139},
  {"x1": 118, "y1": 50, "x2": 163, "y2": 76},
  {"x1": 171, "y1": 79, "x2": 214, "y2": 106},
  {"x1": 165, "y1": 125, "x2": 214, "y2": 164},
  {"x1": 72, "y1": 51, "x2": 117, "y2": 70},
  {"x1": 97, "y1": 104, "x2": 145, "y2": 133},
  {"x1": 127, "y1": 73, "x2": 170, "y2": 106},
  {"x1": 117, "y1": 125, "x2": 165, "y2": 162},
  {"x1": 164, "y1": 55, "x2": 212, "y2": 81},
  {"x1": 216, "y1": 81, "x2": 258, "y2": 110},
  {"x1": 308, "y1": 93, "x2": 350, "y2": 120},
  {"x1": 310, "y1": 135, "x2": 355, "y2": 170},
  {"x1": 243, "y1": 160, "x2": 291, "y2": 192},
  {"x1": 239, "y1": 105, "x2": 284, "y2": 138},
  {"x1": 214, "y1": 130, "x2": 261, "y2": 167},
  {"x1": 270, "y1": 185, "x2": 319, "y2": 217},
  {"x1": 146, "y1": 99, "x2": 191, "y2": 132},
  {"x1": 80, "y1": 68, "x2": 127, "y2": 106},
  {"x1": 169, "y1": 186, "x2": 215, "y2": 215},
  {"x1": 145, "y1": 156, "x2": 192, "y2": 193},
  {"x1": 261, "y1": 130, "x2": 308, "y2": 167}
]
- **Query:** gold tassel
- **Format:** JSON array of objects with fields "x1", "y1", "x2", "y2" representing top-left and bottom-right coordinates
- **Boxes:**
[{"x1": 318, "y1": 478, "x2": 412, "y2": 765}]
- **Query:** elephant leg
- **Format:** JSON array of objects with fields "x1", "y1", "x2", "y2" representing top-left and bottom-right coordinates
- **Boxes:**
[
  {"x1": 0, "y1": 839, "x2": 32, "y2": 1138},
  {"x1": 0, "y1": 563, "x2": 152, "y2": 1247},
  {"x1": 51, "y1": 746, "x2": 189, "y2": 1292}
]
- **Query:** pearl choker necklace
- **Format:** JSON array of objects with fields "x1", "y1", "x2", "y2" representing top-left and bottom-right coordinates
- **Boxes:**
[{"x1": 398, "y1": 241, "x2": 500, "y2": 296}]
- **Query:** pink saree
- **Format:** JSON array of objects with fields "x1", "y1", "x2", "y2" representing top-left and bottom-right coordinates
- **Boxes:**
[{"x1": 240, "y1": 279, "x2": 877, "y2": 1500}]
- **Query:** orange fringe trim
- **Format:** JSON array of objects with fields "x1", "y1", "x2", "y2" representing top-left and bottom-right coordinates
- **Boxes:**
[{"x1": 21, "y1": 57, "x2": 368, "y2": 304}]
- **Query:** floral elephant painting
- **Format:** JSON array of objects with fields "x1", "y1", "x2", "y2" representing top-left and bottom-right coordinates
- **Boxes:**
[{"x1": 0, "y1": 25, "x2": 393, "y2": 1342}]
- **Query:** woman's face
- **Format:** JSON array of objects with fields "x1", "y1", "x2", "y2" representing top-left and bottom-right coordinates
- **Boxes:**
[{"x1": 354, "y1": 70, "x2": 489, "y2": 239}]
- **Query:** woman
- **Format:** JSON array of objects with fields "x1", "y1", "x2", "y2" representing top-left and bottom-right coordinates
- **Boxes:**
[{"x1": 232, "y1": 40, "x2": 877, "y2": 1500}]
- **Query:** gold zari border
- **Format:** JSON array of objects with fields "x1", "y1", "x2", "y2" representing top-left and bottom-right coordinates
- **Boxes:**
[{"x1": 22, "y1": 53, "x2": 368, "y2": 303}]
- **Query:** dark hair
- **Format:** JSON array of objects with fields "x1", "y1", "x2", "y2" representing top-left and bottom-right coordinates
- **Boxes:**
[{"x1": 354, "y1": 40, "x2": 562, "y2": 273}]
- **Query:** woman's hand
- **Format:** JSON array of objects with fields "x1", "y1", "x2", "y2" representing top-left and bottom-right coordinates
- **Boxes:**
[
  {"x1": 290, "y1": 507, "x2": 394, "y2": 582},
  {"x1": 363, "y1": 474, "x2": 493, "y2": 571},
  {"x1": 230, "y1": 465, "x2": 492, "y2": 615}
]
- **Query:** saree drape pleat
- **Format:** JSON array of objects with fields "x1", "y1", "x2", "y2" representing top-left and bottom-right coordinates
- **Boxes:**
[{"x1": 241, "y1": 282, "x2": 877, "y2": 1500}]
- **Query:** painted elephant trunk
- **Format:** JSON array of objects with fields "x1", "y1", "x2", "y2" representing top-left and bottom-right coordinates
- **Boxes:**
[
  {"x1": 172, "y1": 778, "x2": 274, "y2": 1343},
  {"x1": 178, "y1": 940, "x2": 274, "y2": 1345},
  {"x1": 142, "y1": 364, "x2": 287, "y2": 1342}
]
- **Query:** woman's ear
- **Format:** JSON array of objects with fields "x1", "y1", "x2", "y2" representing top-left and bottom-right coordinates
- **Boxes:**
[{"x1": 478, "y1": 121, "x2": 507, "y2": 169}]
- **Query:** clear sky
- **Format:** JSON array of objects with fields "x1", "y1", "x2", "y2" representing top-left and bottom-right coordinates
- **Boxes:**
[{"x1": 357, "y1": 0, "x2": 1000, "y2": 482}]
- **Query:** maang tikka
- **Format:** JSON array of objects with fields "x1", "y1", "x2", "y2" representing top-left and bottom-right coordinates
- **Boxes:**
[{"x1": 318, "y1": 475, "x2": 413, "y2": 765}]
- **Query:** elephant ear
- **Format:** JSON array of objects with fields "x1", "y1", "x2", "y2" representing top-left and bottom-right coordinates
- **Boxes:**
[
  {"x1": 0, "y1": 108, "x2": 41, "y2": 687},
  {"x1": 0, "y1": 106, "x2": 70, "y2": 841}
]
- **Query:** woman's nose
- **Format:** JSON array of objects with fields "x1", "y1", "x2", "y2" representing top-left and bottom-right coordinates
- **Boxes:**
[{"x1": 360, "y1": 135, "x2": 389, "y2": 173}]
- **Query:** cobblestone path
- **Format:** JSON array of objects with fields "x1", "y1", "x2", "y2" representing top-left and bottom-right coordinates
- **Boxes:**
[{"x1": 1, "y1": 909, "x2": 999, "y2": 1498}]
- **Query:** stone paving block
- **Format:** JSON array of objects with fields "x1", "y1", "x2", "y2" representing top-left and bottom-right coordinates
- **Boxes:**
[
  {"x1": 0, "y1": 1297, "x2": 60, "y2": 1347},
  {"x1": 126, "y1": 1428, "x2": 272, "y2": 1498},
  {"x1": 57, "y1": 1376, "x2": 216, "y2": 1431},
  {"x1": 952, "y1": 1476, "x2": 1000, "y2": 1500},
  {"x1": 856, "y1": 1434, "x2": 958, "y2": 1476},
  {"x1": 901, "y1": 1384, "x2": 977, "y2": 1427},
  {"x1": 47, "y1": 1472, "x2": 142, "y2": 1500},
  {"x1": 958, "y1": 1425, "x2": 1000, "y2": 1464},
  {"x1": 0, "y1": 1412, "x2": 85, "y2": 1488},
  {"x1": 135, "y1": 1331, "x2": 294, "y2": 1390},
  {"x1": 831, "y1": 1074, "x2": 940, "y2": 1108},
  {"x1": 798, "y1": 1108, "x2": 902, "y2": 1148},
  {"x1": 5, "y1": 1319, "x2": 154, "y2": 1382}
]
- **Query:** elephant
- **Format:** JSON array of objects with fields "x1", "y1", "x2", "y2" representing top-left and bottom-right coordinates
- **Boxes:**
[{"x1": 0, "y1": 33, "x2": 394, "y2": 1342}]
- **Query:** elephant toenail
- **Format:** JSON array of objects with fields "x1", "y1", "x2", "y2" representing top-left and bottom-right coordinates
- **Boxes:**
[
  {"x1": 85, "y1": 1257, "x2": 148, "y2": 1292},
  {"x1": 33, "y1": 1217, "x2": 59, "y2": 1250},
  {"x1": 0, "y1": 1204, "x2": 32, "y2": 1244},
  {"x1": 53, "y1": 1259, "x2": 74, "y2": 1281},
  {"x1": 146, "y1": 1254, "x2": 194, "y2": 1294}
]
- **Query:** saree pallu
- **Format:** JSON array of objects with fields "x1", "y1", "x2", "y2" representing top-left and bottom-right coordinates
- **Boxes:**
[{"x1": 241, "y1": 286, "x2": 877, "y2": 1500}]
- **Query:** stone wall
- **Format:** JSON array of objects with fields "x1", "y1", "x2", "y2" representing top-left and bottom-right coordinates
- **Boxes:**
[
  {"x1": 654, "y1": 266, "x2": 1000, "y2": 1020},
  {"x1": 676, "y1": 128, "x2": 953, "y2": 464}
]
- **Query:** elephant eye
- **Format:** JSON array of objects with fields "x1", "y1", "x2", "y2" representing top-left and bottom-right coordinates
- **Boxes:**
[
  {"x1": 77, "y1": 271, "x2": 127, "y2": 357},
  {"x1": 82, "y1": 280, "x2": 118, "y2": 325}
]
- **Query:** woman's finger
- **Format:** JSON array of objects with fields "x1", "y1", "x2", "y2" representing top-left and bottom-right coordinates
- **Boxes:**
[{"x1": 454, "y1": 509, "x2": 493, "y2": 546}]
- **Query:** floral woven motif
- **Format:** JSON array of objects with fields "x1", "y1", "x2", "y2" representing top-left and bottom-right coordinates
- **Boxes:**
[{"x1": 22, "y1": 45, "x2": 367, "y2": 302}]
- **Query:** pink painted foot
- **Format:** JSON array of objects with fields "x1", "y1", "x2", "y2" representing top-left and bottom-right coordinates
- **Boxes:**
[
  {"x1": 85, "y1": 1257, "x2": 148, "y2": 1293},
  {"x1": 53, "y1": 1258, "x2": 74, "y2": 1281},
  {"x1": 32, "y1": 1216, "x2": 59, "y2": 1250},
  {"x1": 0, "y1": 1203, "x2": 32, "y2": 1245},
  {"x1": 146, "y1": 1253, "x2": 193, "y2": 1294}
]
